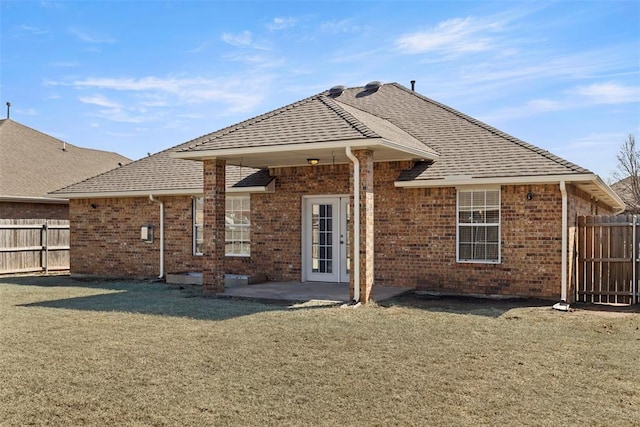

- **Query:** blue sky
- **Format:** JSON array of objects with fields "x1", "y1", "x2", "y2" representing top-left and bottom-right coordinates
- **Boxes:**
[{"x1": 1, "y1": 1, "x2": 638, "y2": 181}]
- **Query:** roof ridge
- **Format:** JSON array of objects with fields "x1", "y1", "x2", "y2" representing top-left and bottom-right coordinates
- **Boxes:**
[
  {"x1": 317, "y1": 95, "x2": 380, "y2": 139},
  {"x1": 390, "y1": 82, "x2": 590, "y2": 174}
]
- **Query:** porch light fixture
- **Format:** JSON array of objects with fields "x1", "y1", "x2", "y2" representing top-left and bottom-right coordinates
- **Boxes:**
[{"x1": 307, "y1": 158, "x2": 319, "y2": 166}]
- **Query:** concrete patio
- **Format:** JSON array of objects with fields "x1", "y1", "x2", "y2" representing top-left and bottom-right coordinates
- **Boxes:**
[{"x1": 218, "y1": 281, "x2": 411, "y2": 304}]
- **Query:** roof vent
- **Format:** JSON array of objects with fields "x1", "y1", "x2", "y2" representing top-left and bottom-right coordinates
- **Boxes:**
[
  {"x1": 328, "y1": 85, "x2": 346, "y2": 97},
  {"x1": 364, "y1": 81, "x2": 382, "y2": 92}
]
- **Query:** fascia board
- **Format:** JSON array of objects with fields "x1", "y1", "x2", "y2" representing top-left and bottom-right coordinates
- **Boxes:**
[
  {"x1": 173, "y1": 138, "x2": 437, "y2": 161},
  {"x1": 395, "y1": 173, "x2": 624, "y2": 209},
  {"x1": 378, "y1": 139, "x2": 439, "y2": 159},
  {"x1": 0, "y1": 195, "x2": 69, "y2": 204},
  {"x1": 172, "y1": 139, "x2": 383, "y2": 160},
  {"x1": 395, "y1": 174, "x2": 598, "y2": 187},
  {"x1": 50, "y1": 188, "x2": 205, "y2": 199},
  {"x1": 51, "y1": 181, "x2": 276, "y2": 199}
]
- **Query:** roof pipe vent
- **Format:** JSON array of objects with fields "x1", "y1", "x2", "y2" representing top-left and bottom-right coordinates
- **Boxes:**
[
  {"x1": 364, "y1": 81, "x2": 382, "y2": 92},
  {"x1": 410, "y1": 80, "x2": 416, "y2": 91},
  {"x1": 328, "y1": 85, "x2": 346, "y2": 97}
]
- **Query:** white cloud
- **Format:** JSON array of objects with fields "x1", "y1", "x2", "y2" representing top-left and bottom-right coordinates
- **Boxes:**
[
  {"x1": 50, "y1": 74, "x2": 271, "y2": 121},
  {"x1": 222, "y1": 30, "x2": 253, "y2": 47},
  {"x1": 19, "y1": 25, "x2": 49, "y2": 36},
  {"x1": 69, "y1": 27, "x2": 116, "y2": 43},
  {"x1": 50, "y1": 61, "x2": 79, "y2": 67},
  {"x1": 396, "y1": 17, "x2": 503, "y2": 55},
  {"x1": 573, "y1": 82, "x2": 640, "y2": 104},
  {"x1": 78, "y1": 94, "x2": 122, "y2": 108},
  {"x1": 267, "y1": 17, "x2": 296, "y2": 31},
  {"x1": 320, "y1": 19, "x2": 363, "y2": 34}
]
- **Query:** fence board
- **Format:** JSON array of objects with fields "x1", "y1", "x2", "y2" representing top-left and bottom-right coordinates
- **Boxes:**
[
  {"x1": 576, "y1": 215, "x2": 637, "y2": 305},
  {"x1": 0, "y1": 219, "x2": 69, "y2": 274}
]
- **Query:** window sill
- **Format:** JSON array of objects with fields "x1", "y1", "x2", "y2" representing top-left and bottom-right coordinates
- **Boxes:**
[{"x1": 457, "y1": 259, "x2": 501, "y2": 264}]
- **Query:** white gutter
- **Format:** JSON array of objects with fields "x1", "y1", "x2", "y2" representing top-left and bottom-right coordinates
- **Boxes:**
[
  {"x1": 149, "y1": 195, "x2": 164, "y2": 279},
  {"x1": 1, "y1": 195, "x2": 68, "y2": 204},
  {"x1": 560, "y1": 180, "x2": 568, "y2": 303},
  {"x1": 395, "y1": 173, "x2": 624, "y2": 213},
  {"x1": 345, "y1": 146, "x2": 360, "y2": 303}
]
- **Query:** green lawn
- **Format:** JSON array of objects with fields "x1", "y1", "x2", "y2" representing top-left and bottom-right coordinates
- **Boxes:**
[{"x1": 1, "y1": 276, "x2": 638, "y2": 426}]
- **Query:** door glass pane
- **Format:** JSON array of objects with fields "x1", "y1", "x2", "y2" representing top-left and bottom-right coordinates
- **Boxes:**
[{"x1": 312, "y1": 203, "x2": 333, "y2": 274}]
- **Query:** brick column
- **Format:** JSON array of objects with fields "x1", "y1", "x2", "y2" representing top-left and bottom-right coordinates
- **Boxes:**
[
  {"x1": 203, "y1": 159, "x2": 226, "y2": 295},
  {"x1": 354, "y1": 149, "x2": 375, "y2": 302}
]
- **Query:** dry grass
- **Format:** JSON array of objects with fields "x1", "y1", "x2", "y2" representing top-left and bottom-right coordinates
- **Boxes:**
[{"x1": 1, "y1": 276, "x2": 639, "y2": 426}]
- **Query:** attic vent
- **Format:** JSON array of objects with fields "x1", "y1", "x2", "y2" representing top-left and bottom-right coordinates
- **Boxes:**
[
  {"x1": 328, "y1": 85, "x2": 346, "y2": 97},
  {"x1": 364, "y1": 81, "x2": 382, "y2": 92}
]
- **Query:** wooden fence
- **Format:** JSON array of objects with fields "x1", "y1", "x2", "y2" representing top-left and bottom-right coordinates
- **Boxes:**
[
  {"x1": 576, "y1": 215, "x2": 638, "y2": 305},
  {"x1": 0, "y1": 219, "x2": 70, "y2": 274}
]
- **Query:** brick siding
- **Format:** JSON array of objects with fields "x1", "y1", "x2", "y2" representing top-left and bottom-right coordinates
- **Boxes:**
[
  {"x1": 68, "y1": 196, "x2": 203, "y2": 277},
  {"x1": 0, "y1": 201, "x2": 68, "y2": 220},
  {"x1": 68, "y1": 161, "x2": 606, "y2": 300}
]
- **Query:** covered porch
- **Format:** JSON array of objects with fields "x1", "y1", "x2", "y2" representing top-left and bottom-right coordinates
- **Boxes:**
[{"x1": 218, "y1": 281, "x2": 411, "y2": 304}]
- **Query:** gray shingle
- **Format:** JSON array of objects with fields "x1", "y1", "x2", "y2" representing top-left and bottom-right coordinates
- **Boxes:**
[
  {"x1": 52, "y1": 81, "x2": 595, "y2": 197},
  {"x1": 0, "y1": 119, "x2": 131, "y2": 198}
]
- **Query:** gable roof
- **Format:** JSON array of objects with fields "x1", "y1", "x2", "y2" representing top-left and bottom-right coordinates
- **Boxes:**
[
  {"x1": 175, "y1": 82, "x2": 621, "y2": 209},
  {"x1": 50, "y1": 82, "x2": 623, "y2": 209},
  {"x1": 176, "y1": 87, "x2": 439, "y2": 167},
  {"x1": 0, "y1": 119, "x2": 130, "y2": 202}
]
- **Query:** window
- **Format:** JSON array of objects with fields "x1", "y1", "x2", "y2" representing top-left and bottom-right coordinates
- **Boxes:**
[
  {"x1": 193, "y1": 197, "x2": 204, "y2": 255},
  {"x1": 225, "y1": 195, "x2": 250, "y2": 256},
  {"x1": 457, "y1": 188, "x2": 500, "y2": 263},
  {"x1": 193, "y1": 195, "x2": 251, "y2": 257}
]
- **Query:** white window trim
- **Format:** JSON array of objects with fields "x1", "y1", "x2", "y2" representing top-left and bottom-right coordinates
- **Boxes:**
[
  {"x1": 225, "y1": 194, "x2": 251, "y2": 257},
  {"x1": 456, "y1": 186, "x2": 501, "y2": 264},
  {"x1": 193, "y1": 197, "x2": 204, "y2": 256}
]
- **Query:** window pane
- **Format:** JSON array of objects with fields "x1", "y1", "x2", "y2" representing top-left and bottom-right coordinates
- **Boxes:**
[
  {"x1": 457, "y1": 190, "x2": 500, "y2": 262},
  {"x1": 193, "y1": 197, "x2": 204, "y2": 255},
  {"x1": 225, "y1": 195, "x2": 251, "y2": 256}
]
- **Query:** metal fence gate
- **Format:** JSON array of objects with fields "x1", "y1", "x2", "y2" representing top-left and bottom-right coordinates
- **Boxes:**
[
  {"x1": 0, "y1": 219, "x2": 70, "y2": 274},
  {"x1": 576, "y1": 215, "x2": 639, "y2": 305}
]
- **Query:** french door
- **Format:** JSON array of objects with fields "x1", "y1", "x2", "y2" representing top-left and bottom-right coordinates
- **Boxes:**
[{"x1": 304, "y1": 197, "x2": 350, "y2": 283}]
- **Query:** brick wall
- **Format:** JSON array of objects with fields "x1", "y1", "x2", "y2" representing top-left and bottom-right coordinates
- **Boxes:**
[
  {"x1": 227, "y1": 164, "x2": 352, "y2": 281},
  {"x1": 69, "y1": 196, "x2": 203, "y2": 278},
  {"x1": 0, "y1": 201, "x2": 68, "y2": 220},
  {"x1": 244, "y1": 163, "x2": 607, "y2": 300},
  {"x1": 67, "y1": 162, "x2": 611, "y2": 300}
]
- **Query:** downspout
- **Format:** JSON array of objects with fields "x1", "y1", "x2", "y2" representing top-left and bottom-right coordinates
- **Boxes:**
[
  {"x1": 554, "y1": 180, "x2": 570, "y2": 311},
  {"x1": 149, "y1": 195, "x2": 164, "y2": 279},
  {"x1": 345, "y1": 146, "x2": 360, "y2": 303}
]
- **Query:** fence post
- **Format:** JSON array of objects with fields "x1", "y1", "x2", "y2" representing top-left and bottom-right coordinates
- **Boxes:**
[
  {"x1": 44, "y1": 221, "x2": 49, "y2": 274},
  {"x1": 635, "y1": 215, "x2": 639, "y2": 305}
]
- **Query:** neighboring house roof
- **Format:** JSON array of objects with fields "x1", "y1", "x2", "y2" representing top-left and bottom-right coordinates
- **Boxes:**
[
  {"x1": 0, "y1": 119, "x2": 130, "y2": 202},
  {"x1": 610, "y1": 176, "x2": 640, "y2": 212},
  {"x1": 51, "y1": 82, "x2": 623, "y2": 210}
]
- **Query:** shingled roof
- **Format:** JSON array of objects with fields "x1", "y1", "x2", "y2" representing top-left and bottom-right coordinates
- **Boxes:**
[
  {"x1": 51, "y1": 82, "x2": 622, "y2": 209},
  {"x1": 51, "y1": 139, "x2": 270, "y2": 197},
  {"x1": 176, "y1": 82, "x2": 590, "y2": 180},
  {"x1": 0, "y1": 119, "x2": 130, "y2": 201}
]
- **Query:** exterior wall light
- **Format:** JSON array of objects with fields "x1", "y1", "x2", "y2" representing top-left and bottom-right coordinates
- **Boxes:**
[{"x1": 307, "y1": 158, "x2": 319, "y2": 166}]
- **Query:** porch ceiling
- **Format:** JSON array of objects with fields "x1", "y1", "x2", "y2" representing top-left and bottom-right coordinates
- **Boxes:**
[{"x1": 174, "y1": 138, "x2": 435, "y2": 169}]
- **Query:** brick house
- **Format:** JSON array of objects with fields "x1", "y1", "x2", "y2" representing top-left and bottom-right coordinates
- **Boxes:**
[
  {"x1": 51, "y1": 82, "x2": 623, "y2": 303},
  {"x1": 0, "y1": 118, "x2": 130, "y2": 220}
]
